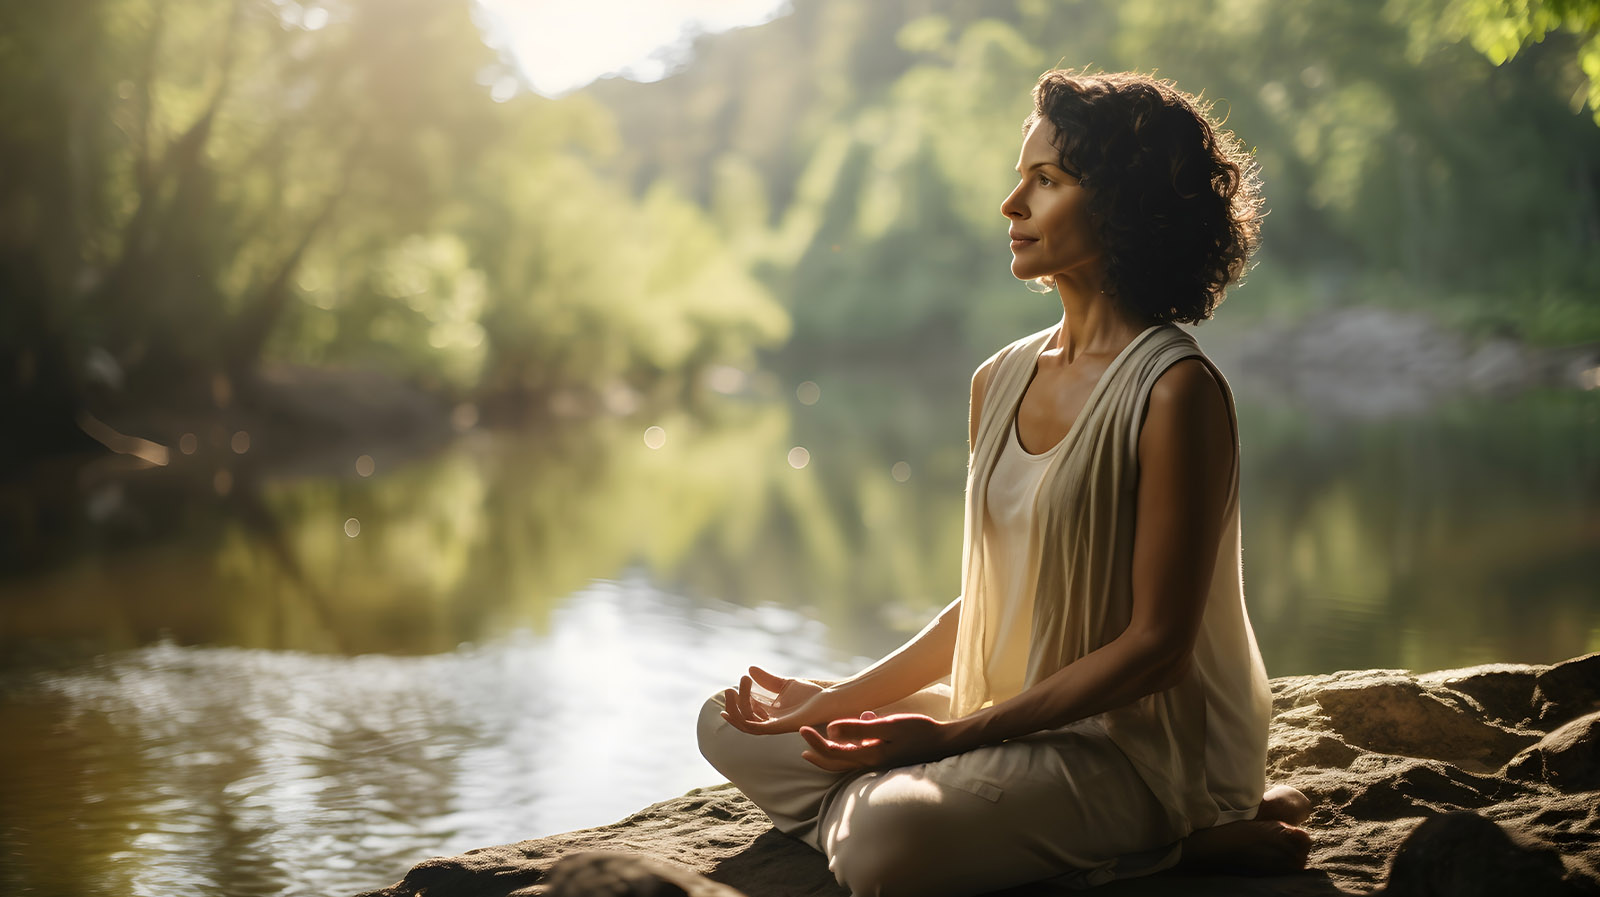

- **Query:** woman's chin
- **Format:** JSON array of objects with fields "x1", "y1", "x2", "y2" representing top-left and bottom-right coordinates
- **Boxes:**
[{"x1": 1011, "y1": 268, "x2": 1049, "y2": 287}]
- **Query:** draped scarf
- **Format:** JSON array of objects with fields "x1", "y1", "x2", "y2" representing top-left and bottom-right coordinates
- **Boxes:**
[{"x1": 949, "y1": 323, "x2": 1271, "y2": 828}]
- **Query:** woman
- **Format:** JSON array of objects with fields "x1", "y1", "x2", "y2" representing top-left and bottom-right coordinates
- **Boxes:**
[{"x1": 698, "y1": 69, "x2": 1311, "y2": 896}]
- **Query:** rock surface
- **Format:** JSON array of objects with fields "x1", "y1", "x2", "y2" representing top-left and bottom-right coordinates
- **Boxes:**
[
  {"x1": 1205, "y1": 307, "x2": 1600, "y2": 419},
  {"x1": 357, "y1": 655, "x2": 1600, "y2": 897}
]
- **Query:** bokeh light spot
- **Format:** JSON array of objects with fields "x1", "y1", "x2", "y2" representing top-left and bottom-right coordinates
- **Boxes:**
[
  {"x1": 891, "y1": 461, "x2": 912, "y2": 482},
  {"x1": 344, "y1": 517, "x2": 361, "y2": 538},
  {"x1": 787, "y1": 446, "x2": 810, "y2": 469},
  {"x1": 213, "y1": 470, "x2": 233, "y2": 496},
  {"x1": 179, "y1": 433, "x2": 198, "y2": 455},
  {"x1": 706, "y1": 365, "x2": 745, "y2": 395},
  {"x1": 355, "y1": 454, "x2": 375, "y2": 477},
  {"x1": 230, "y1": 431, "x2": 251, "y2": 454},
  {"x1": 643, "y1": 426, "x2": 666, "y2": 450},
  {"x1": 796, "y1": 381, "x2": 821, "y2": 406}
]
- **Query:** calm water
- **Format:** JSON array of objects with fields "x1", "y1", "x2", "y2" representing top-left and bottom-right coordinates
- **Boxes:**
[{"x1": 2, "y1": 350, "x2": 1597, "y2": 896}]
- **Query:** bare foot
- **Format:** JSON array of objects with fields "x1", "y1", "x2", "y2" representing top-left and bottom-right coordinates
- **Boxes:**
[
  {"x1": 1177, "y1": 819, "x2": 1313, "y2": 876},
  {"x1": 1258, "y1": 784, "x2": 1313, "y2": 826}
]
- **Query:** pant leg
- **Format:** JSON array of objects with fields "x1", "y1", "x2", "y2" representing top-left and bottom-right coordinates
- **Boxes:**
[
  {"x1": 695, "y1": 684, "x2": 955, "y2": 850},
  {"x1": 820, "y1": 720, "x2": 1183, "y2": 897},
  {"x1": 696, "y1": 691, "x2": 844, "y2": 847}
]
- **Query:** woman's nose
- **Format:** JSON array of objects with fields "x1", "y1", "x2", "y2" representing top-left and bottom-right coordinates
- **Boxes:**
[{"x1": 1000, "y1": 184, "x2": 1026, "y2": 219}]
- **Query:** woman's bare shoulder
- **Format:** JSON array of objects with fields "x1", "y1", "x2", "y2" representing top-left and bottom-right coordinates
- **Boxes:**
[
  {"x1": 1149, "y1": 357, "x2": 1224, "y2": 407},
  {"x1": 970, "y1": 328, "x2": 1054, "y2": 445},
  {"x1": 970, "y1": 356, "x2": 997, "y2": 449},
  {"x1": 972, "y1": 327, "x2": 1055, "y2": 397},
  {"x1": 1142, "y1": 357, "x2": 1233, "y2": 460}
]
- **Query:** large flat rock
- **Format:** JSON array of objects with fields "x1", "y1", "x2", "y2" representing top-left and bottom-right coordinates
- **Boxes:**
[{"x1": 357, "y1": 655, "x2": 1600, "y2": 896}]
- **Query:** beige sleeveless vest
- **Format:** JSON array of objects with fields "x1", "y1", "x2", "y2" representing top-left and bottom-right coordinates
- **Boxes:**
[{"x1": 949, "y1": 323, "x2": 1271, "y2": 829}]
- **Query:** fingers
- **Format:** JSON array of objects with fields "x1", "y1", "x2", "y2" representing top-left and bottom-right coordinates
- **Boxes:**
[
  {"x1": 801, "y1": 749, "x2": 862, "y2": 773},
  {"x1": 720, "y1": 689, "x2": 758, "y2": 734},
  {"x1": 747, "y1": 665, "x2": 789, "y2": 693},
  {"x1": 720, "y1": 687, "x2": 771, "y2": 735},
  {"x1": 800, "y1": 724, "x2": 880, "y2": 753},
  {"x1": 736, "y1": 676, "x2": 769, "y2": 722},
  {"x1": 824, "y1": 718, "x2": 884, "y2": 745},
  {"x1": 799, "y1": 725, "x2": 877, "y2": 772},
  {"x1": 737, "y1": 676, "x2": 754, "y2": 720}
]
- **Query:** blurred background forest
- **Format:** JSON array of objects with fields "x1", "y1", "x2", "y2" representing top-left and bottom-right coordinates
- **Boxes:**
[
  {"x1": 1, "y1": 1, "x2": 1598, "y2": 895},
  {"x1": 4, "y1": 0, "x2": 1600, "y2": 461}
]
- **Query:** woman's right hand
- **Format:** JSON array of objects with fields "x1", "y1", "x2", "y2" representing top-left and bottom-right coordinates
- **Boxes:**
[{"x1": 720, "y1": 666, "x2": 862, "y2": 736}]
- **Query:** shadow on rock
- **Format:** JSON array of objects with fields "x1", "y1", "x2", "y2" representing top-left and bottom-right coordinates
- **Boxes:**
[{"x1": 1380, "y1": 812, "x2": 1600, "y2": 897}]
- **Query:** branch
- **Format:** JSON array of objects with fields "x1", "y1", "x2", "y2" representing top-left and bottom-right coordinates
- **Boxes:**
[{"x1": 228, "y1": 137, "x2": 366, "y2": 370}]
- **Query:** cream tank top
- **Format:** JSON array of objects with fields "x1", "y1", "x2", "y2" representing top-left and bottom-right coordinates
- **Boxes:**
[{"x1": 980, "y1": 417, "x2": 1062, "y2": 699}]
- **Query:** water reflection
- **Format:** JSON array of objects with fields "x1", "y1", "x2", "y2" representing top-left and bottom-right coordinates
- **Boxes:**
[
  {"x1": 2, "y1": 371, "x2": 1593, "y2": 672},
  {"x1": 0, "y1": 363, "x2": 1596, "y2": 896},
  {"x1": 1, "y1": 585, "x2": 855, "y2": 897},
  {"x1": 1239, "y1": 390, "x2": 1600, "y2": 673}
]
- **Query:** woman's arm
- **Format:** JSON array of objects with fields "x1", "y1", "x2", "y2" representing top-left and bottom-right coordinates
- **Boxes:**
[
  {"x1": 801, "y1": 359, "x2": 1234, "y2": 768},
  {"x1": 825, "y1": 594, "x2": 961, "y2": 704},
  {"x1": 723, "y1": 358, "x2": 999, "y2": 735}
]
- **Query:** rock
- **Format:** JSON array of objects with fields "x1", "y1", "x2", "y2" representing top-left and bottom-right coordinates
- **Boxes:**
[
  {"x1": 355, "y1": 786, "x2": 842, "y2": 897},
  {"x1": 1416, "y1": 664, "x2": 1537, "y2": 727},
  {"x1": 1378, "y1": 811, "x2": 1598, "y2": 897},
  {"x1": 356, "y1": 655, "x2": 1600, "y2": 897},
  {"x1": 1534, "y1": 655, "x2": 1600, "y2": 725},
  {"x1": 545, "y1": 852, "x2": 741, "y2": 897},
  {"x1": 1312, "y1": 676, "x2": 1538, "y2": 771},
  {"x1": 1203, "y1": 307, "x2": 1599, "y2": 419},
  {"x1": 1506, "y1": 711, "x2": 1600, "y2": 793}
]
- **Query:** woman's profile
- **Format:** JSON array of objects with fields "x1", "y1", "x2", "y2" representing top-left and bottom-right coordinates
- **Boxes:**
[{"x1": 698, "y1": 69, "x2": 1312, "y2": 896}]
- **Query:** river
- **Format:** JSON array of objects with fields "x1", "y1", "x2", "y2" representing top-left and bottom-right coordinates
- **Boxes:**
[{"x1": 2, "y1": 335, "x2": 1596, "y2": 896}]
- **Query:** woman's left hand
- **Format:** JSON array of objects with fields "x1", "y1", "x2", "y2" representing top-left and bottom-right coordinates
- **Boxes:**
[{"x1": 798, "y1": 711, "x2": 957, "y2": 772}]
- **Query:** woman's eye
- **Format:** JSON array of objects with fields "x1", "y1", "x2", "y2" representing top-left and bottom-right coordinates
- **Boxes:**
[{"x1": 1037, "y1": 175, "x2": 1052, "y2": 186}]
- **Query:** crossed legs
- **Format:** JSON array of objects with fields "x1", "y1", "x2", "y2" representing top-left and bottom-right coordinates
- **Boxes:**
[
  {"x1": 699, "y1": 688, "x2": 1311, "y2": 896},
  {"x1": 698, "y1": 687, "x2": 1185, "y2": 897}
]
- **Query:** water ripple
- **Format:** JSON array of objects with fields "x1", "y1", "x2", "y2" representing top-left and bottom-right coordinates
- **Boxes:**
[{"x1": 1, "y1": 580, "x2": 852, "y2": 897}]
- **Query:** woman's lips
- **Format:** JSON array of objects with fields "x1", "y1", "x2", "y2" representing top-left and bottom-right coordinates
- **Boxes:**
[{"x1": 1010, "y1": 238, "x2": 1037, "y2": 250}]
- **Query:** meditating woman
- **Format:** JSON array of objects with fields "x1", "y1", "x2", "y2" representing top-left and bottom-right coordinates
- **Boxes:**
[{"x1": 698, "y1": 69, "x2": 1311, "y2": 896}]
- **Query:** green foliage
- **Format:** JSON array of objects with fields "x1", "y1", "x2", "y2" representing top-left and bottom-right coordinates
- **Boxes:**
[
  {"x1": 585, "y1": 0, "x2": 1600, "y2": 354},
  {"x1": 448, "y1": 114, "x2": 789, "y2": 395},
  {"x1": 1409, "y1": 0, "x2": 1600, "y2": 122},
  {"x1": 1, "y1": 0, "x2": 788, "y2": 442},
  {"x1": 6, "y1": 0, "x2": 1599, "y2": 453}
]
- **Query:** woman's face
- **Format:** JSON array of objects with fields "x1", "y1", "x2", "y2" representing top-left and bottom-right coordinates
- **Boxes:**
[{"x1": 1001, "y1": 118, "x2": 1102, "y2": 285}]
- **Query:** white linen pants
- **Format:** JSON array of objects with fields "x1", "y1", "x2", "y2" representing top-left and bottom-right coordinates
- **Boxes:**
[{"x1": 696, "y1": 685, "x2": 1185, "y2": 897}]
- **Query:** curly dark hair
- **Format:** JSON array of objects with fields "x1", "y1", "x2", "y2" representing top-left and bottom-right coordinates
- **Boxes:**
[{"x1": 1023, "y1": 69, "x2": 1263, "y2": 324}]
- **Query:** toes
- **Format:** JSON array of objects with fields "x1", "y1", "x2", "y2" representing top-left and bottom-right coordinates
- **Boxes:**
[{"x1": 1275, "y1": 823, "x2": 1313, "y2": 871}]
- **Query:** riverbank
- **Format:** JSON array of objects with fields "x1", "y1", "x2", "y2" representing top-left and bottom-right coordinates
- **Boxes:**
[
  {"x1": 20, "y1": 305, "x2": 1599, "y2": 479},
  {"x1": 1200, "y1": 306, "x2": 1600, "y2": 419},
  {"x1": 356, "y1": 653, "x2": 1600, "y2": 897}
]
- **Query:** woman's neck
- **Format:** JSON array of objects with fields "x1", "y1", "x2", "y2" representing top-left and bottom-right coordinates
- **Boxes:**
[{"x1": 1049, "y1": 274, "x2": 1147, "y2": 364}]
